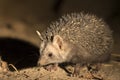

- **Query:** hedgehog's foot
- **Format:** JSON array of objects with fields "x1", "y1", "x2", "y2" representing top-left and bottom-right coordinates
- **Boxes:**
[
  {"x1": 71, "y1": 63, "x2": 81, "y2": 77},
  {"x1": 45, "y1": 63, "x2": 58, "y2": 72},
  {"x1": 84, "y1": 71, "x2": 103, "y2": 80},
  {"x1": 88, "y1": 63, "x2": 102, "y2": 74},
  {"x1": 85, "y1": 63, "x2": 103, "y2": 79}
]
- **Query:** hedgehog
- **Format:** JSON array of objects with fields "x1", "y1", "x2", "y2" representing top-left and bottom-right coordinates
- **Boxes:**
[{"x1": 37, "y1": 13, "x2": 113, "y2": 76}]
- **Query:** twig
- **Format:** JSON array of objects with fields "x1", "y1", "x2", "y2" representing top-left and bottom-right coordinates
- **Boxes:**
[{"x1": 9, "y1": 64, "x2": 19, "y2": 73}]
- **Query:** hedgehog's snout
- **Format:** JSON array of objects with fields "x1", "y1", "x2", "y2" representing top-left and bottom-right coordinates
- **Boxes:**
[
  {"x1": 38, "y1": 58, "x2": 45, "y2": 66},
  {"x1": 37, "y1": 62, "x2": 40, "y2": 66},
  {"x1": 38, "y1": 55, "x2": 49, "y2": 66}
]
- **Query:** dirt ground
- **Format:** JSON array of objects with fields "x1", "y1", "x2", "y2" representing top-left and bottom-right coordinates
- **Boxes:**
[
  {"x1": 0, "y1": 0, "x2": 120, "y2": 80},
  {"x1": 0, "y1": 60, "x2": 120, "y2": 80}
]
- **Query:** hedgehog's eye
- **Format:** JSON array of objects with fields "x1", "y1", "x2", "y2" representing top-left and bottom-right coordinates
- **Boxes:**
[{"x1": 48, "y1": 53, "x2": 53, "y2": 57}]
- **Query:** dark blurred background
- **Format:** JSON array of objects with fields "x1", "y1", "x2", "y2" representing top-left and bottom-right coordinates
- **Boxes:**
[{"x1": 0, "y1": 0, "x2": 120, "y2": 69}]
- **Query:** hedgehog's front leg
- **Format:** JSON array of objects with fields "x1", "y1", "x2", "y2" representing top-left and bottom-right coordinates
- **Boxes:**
[
  {"x1": 71, "y1": 63, "x2": 81, "y2": 77},
  {"x1": 45, "y1": 63, "x2": 58, "y2": 71}
]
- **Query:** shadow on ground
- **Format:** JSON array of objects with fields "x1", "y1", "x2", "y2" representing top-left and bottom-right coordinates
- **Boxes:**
[{"x1": 0, "y1": 38, "x2": 39, "y2": 70}]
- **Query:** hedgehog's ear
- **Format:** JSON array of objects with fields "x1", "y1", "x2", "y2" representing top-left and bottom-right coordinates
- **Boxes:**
[{"x1": 52, "y1": 35, "x2": 63, "y2": 50}]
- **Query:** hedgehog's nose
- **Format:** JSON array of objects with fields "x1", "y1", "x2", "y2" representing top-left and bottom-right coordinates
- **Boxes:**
[{"x1": 37, "y1": 60, "x2": 45, "y2": 67}]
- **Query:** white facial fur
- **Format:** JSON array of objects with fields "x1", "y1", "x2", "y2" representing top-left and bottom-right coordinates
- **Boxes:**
[{"x1": 38, "y1": 35, "x2": 71, "y2": 66}]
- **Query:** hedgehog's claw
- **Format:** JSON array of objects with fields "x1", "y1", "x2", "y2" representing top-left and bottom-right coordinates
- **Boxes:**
[
  {"x1": 70, "y1": 63, "x2": 81, "y2": 77},
  {"x1": 88, "y1": 63, "x2": 102, "y2": 74},
  {"x1": 44, "y1": 63, "x2": 58, "y2": 71}
]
